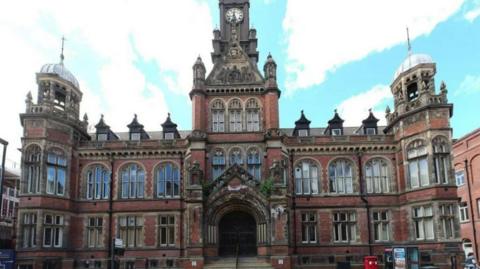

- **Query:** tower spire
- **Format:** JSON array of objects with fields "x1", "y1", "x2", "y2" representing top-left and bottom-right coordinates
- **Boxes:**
[
  {"x1": 406, "y1": 27, "x2": 412, "y2": 56},
  {"x1": 60, "y1": 36, "x2": 66, "y2": 64}
]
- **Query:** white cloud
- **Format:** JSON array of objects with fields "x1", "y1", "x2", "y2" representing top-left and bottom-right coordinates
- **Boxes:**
[
  {"x1": 283, "y1": 0, "x2": 464, "y2": 94},
  {"x1": 465, "y1": 2, "x2": 480, "y2": 22},
  {"x1": 337, "y1": 85, "x2": 392, "y2": 126},
  {"x1": 456, "y1": 74, "x2": 480, "y2": 95},
  {"x1": 0, "y1": 0, "x2": 214, "y2": 164}
]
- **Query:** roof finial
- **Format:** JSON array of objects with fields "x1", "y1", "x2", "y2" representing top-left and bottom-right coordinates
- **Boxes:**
[
  {"x1": 60, "y1": 36, "x2": 66, "y2": 64},
  {"x1": 406, "y1": 27, "x2": 412, "y2": 56}
]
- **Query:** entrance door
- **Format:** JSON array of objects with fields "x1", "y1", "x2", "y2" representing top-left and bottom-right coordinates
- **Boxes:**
[{"x1": 219, "y1": 211, "x2": 257, "y2": 256}]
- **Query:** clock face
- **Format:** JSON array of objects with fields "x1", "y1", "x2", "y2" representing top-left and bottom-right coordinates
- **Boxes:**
[{"x1": 226, "y1": 8, "x2": 243, "y2": 24}]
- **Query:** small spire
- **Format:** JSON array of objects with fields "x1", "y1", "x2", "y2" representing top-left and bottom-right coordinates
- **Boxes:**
[
  {"x1": 60, "y1": 36, "x2": 66, "y2": 64},
  {"x1": 385, "y1": 106, "x2": 391, "y2": 114},
  {"x1": 26, "y1": 91, "x2": 32, "y2": 102},
  {"x1": 368, "y1": 108, "x2": 372, "y2": 113},
  {"x1": 334, "y1": 108, "x2": 338, "y2": 114},
  {"x1": 406, "y1": 27, "x2": 412, "y2": 56},
  {"x1": 83, "y1": 113, "x2": 88, "y2": 122}
]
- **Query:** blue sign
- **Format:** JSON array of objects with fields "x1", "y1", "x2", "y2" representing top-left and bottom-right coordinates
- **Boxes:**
[{"x1": 0, "y1": 249, "x2": 15, "y2": 269}]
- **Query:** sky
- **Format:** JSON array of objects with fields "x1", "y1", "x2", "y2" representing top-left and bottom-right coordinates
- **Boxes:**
[{"x1": 1, "y1": 0, "x2": 480, "y2": 167}]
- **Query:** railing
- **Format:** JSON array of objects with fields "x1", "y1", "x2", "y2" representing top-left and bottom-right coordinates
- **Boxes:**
[{"x1": 235, "y1": 242, "x2": 239, "y2": 269}]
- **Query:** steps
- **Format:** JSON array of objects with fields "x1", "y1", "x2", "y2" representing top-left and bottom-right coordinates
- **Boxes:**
[{"x1": 204, "y1": 257, "x2": 274, "y2": 269}]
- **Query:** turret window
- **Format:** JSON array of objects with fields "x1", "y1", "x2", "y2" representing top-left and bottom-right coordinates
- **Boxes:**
[
  {"x1": 365, "y1": 158, "x2": 390, "y2": 193},
  {"x1": 407, "y1": 140, "x2": 429, "y2": 188},
  {"x1": 130, "y1": 132, "x2": 141, "y2": 141},
  {"x1": 229, "y1": 99, "x2": 242, "y2": 132},
  {"x1": 155, "y1": 163, "x2": 180, "y2": 198},
  {"x1": 212, "y1": 150, "x2": 226, "y2": 179},
  {"x1": 212, "y1": 100, "x2": 225, "y2": 132},
  {"x1": 247, "y1": 148, "x2": 261, "y2": 180},
  {"x1": 120, "y1": 164, "x2": 145, "y2": 199},
  {"x1": 331, "y1": 129, "x2": 342, "y2": 136},
  {"x1": 24, "y1": 145, "x2": 41, "y2": 194},
  {"x1": 246, "y1": 99, "x2": 260, "y2": 132},
  {"x1": 329, "y1": 159, "x2": 353, "y2": 194},
  {"x1": 432, "y1": 137, "x2": 450, "y2": 184},
  {"x1": 407, "y1": 83, "x2": 419, "y2": 101},
  {"x1": 229, "y1": 148, "x2": 243, "y2": 165},
  {"x1": 46, "y1": 150, "x2": 67, "y2": 196},
  {"x1": 295, "y1": 161, "x2": 319, "y2": 195},
  {"x1": 298, "y1": 129, "x2": 308, "y2": 137},
  {"x1": 86, "y1": 165, "x2": 110, "y2": 200}
]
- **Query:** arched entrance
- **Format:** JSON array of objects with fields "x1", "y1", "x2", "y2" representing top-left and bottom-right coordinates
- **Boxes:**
[{"x1": 218, "y1": 211, "x2": 257, "y2": 256}]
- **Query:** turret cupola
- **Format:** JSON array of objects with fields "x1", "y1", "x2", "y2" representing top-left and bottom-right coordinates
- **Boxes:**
[
  {"x1": 95, "y1": 115, "x2": 118, "y2": 141},
  {"x1": 161, "y1": 113, "x2": 180, "y2": 140},
  {"x1": 326, "y1": 109, "x2": 344, "y2": 136},
  {"x1": 361, "y1": 109, "x2": 379, "y2": 135},
  {"x1": 293, "y1": 110, "x2": 311, "y2": 137},
  {"x1": 127, "y1": 114, "x2": 150, "y2": 141}
]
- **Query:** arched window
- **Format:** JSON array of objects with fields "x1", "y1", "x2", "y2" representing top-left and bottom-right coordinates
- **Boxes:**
[
  {"x1": 212, "y1": 150, "x2": 226, "y2": 179},
  {"x1": 46, "y1": 149, "x2": 67, "y2": 196},
  {"x1": 295, "y1": 160, "x2": 319, "y2": 195},
  {"x1": 247, "y1": 148, "x2": 261, "y2": 180},
  {"x1": 407, "y1": 140, "x2": 428, "y2": 188},
  {"x1": 365, "y1": 158, "x2": 390, "y2": 193},
  {"x1": 120, "y1": 163, "x2": 145, "y2": 199},
  {"x1": 433, "y1": 136, "x2": 450, "y2": 184},
  {"x1": 86, "y1": 165, "x2": 110, "y2": 200},
  {"x1": 229, "y1": 99, "x2": 242, "y2": 132},
  {"x1": 212, "y1": 100, "x2": 225, "y2": 132},
  {"x1": 246, "y1": 99, "x2": 260, "y2": 132},
  {"x1": 24, "y1": 145, "x2": 41, "y2": 194},
  {"x1": 156, "y1": 163, "x2": 180, "y2": 198},
  {"x1": 229, "y1": 148, "x2": 243, "y2": 165},
  {"x1": 329, "y1": 159, "x2": 353, "y2": 194}
]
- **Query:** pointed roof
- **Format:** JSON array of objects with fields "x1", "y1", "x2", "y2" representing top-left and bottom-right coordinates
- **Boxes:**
[
  {"x1": 95, "y1": 114, "x2": 110, "y2": 129},
  {"x1": 127, "y1": 114, "x2": 144, "y2": 130},
  {"x1": 295, "y1": 110, "x2": 311, "y2": 125},
  {"x1": 328, "y1": 109, "x2": 344, "y2": 125},
  {"x1": 194, "y1": 55, "x2": 205, "y2": 67},
  {"x1": 362, "y1": 109, "x2": 379, "y2": 125},
  {"x1": 161, "y1": 113, "x2": 177, "y2": 129}
]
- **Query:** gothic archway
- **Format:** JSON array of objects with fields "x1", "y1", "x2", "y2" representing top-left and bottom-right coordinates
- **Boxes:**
[{"x1": 218, "y1": 211, "x2": 256, "y2": 256}]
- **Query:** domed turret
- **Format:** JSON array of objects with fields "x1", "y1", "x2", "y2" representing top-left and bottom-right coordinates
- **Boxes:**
[
  {"x1": 393, "y1": 53, "x2": 434, "y2": 81},
  {"x1": 39, "y1": 62, "x2": 79, "y2": 89}
]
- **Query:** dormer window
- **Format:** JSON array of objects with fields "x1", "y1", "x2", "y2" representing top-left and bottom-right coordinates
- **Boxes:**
[
  {"x1": 298, "y1": 129, "x2": 308, "y2": 137},
  {"x1": 407, "y1": 83, "x2": 419, "y2": 101},
  {"x1": 164, "y1": 132, "x2": 174, "y2": 140},
  {"x1": 97, "y1": 133, "x2": 108, "y2": 141},
  {"x1": 130, "y1": 133, "x2": 141, "y2": 141},
  {"x1": 365, "y1": 128, "x2": 377, "y2": 135},
  {"x1": 332, "y1": 129, "x2": 342, "y2": 136}
]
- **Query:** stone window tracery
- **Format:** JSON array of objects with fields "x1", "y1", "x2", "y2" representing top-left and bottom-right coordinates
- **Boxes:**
[
  {"x1": 86, "y1": 165, "x2": 110, "y2": 200},
  {"x1": 120, "y1": 163, "x2": 145, "y2": 199},
  {"x1": 295, "y1": 160, "x2": 319, "y2": 195},
  {"x1": 246, "y1": 98, "x2": 260, "y2": 132},
  {"x1": 247, "y1": 148, "x2": 261, "y2": 180},
  {"x1": 24, "y1": 145, "x2": 41, "y2": 194},
  {"x1": 212, "y1": 100, "x2": 225, "y2": 132},
  {"x1": 229, "y1": 148, "x2": 243, "y2": 165},
  {"x1": 229, "y1": 99, "x2": 242, "y2": 132},
  {"x1": 407, "y1": 140, "x2": 429, "y2": 188},
  {"x1": 155, "y1": 163, "x2": 180, "y2": 198},
  {"x1": 212, "y1": 149, "x2": 226, "y2": 179},
  {"x1": 365, "y1": 158, "x2": 390, "y2": 193},
  {"x1": 46, "y1": 149, "x2": 67, "y2": 196},
  {"x1": 329, "y1": 159, "x2": 353, "y2": 194},
  {"x1": 432, "y1": 136, "x2": 450, "y2": 184}
]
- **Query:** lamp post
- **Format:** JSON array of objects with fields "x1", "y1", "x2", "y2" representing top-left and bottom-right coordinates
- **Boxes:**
[{"x1": 0, "y1": 138, "x2": 8, "y2": 217}]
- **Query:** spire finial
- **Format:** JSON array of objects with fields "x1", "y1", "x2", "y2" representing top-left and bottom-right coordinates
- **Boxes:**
[
  {"x1": 60, "y1": 36, "x2": 66, "y2": 64},
  {"x1": 334, "y1": 108, "x2": 338, "y2": 114},
  {"x1": 368, "y1": 108, "x2": 372, "y2": 113},
  {"x1": 168, "y1": 112, "x2": 171, "y2": 118},
  {"x1": 406, "y1": 27, "x2": 412, "y2": 55}
]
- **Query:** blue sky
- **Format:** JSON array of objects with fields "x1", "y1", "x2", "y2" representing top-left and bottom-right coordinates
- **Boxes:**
[{"x1": 1, "y1": 0, "x2": 480, "y2": 165}]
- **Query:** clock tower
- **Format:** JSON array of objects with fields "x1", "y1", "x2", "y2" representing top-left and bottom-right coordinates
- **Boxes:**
[{"x1": 213, "y1": 0, "x2": 259, "y2": 63}]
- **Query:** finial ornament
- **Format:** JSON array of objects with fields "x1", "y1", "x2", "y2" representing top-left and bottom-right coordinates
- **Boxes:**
[
  {"x1": 83, "y1": 113, "x2": 88, "y2": 122},
  {"x1": 406, "y1": 27, "x2": 412, "y2": 56},
  {"x1": 385, "y1": 106, "x2": 391, "y2": 114},
  {"x1": 60, "y1": 36, "x2": 66, "y2": 64}
]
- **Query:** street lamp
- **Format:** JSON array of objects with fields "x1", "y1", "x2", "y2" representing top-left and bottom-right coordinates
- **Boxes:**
[{"x1": 0, "y1": 137, "x2": 8, "y2": 216}]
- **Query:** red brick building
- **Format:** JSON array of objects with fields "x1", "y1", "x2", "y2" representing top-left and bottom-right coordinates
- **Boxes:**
[
  {"x1": 16, "y1": 1, "x2": 463, "y2": 268},
  {"x1": 453, "y1": 128, "x2": 480, "y2": 259}
]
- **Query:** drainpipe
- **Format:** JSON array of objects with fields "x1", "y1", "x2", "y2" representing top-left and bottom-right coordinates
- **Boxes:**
[
  {"x1": 290, "y1": 150, "x2": 297, "y2": 254},
  {"x1": 357, "y1": 151, "x2": 372, "y2": 256},
  {"x1": 179, "y1": 151, "x2": 184, "y2": 257},
  {"x1": 464, "y1": 159, "x2": 478, "y2": 259},
  {"x1": 109, "y1": 154, "x2": 115, "y2": 269}
]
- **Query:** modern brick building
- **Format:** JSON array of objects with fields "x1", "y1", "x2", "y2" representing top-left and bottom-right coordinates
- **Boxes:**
[
  {"x1": 452, "y1": 128, "x2": 480, "y2": 259},
  {"x1": 16, "y1": 0, "x2": 463, "y2": 268}
]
